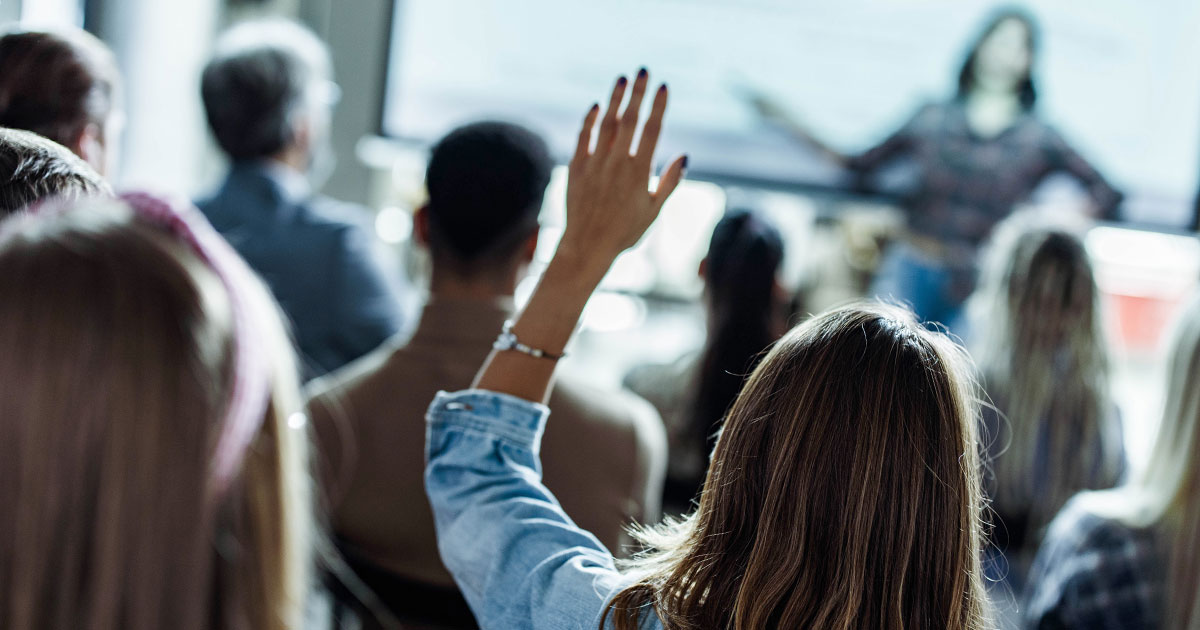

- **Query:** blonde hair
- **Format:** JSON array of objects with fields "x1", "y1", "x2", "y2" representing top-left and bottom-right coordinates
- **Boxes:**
[
  {"x1": 970, "y1": 212, "x2": 1122, "y2": 544},
  {"x1": 0, "y1": 197, "x2": 311, "y2": 630},
  {"x1": 604, "y1": 302, "x2": 991, "y2": 630},
  {"x1": 1078, "y1": 295, "x2": 1200, "y2": 629}
]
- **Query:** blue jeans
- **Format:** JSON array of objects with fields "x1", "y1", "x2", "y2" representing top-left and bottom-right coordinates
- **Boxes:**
[{"x1": 870, "y1": 241, "x2": 971, "y2": 337}]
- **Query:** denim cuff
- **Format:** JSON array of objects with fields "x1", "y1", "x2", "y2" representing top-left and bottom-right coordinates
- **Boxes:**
[{"x1": 427, "y1": 389, "x2": 550, "y2": 450}]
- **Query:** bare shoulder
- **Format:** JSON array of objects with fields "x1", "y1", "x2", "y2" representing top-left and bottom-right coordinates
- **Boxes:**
[
  {"x1": 305, "y1": 342, "x2": 396, "y2": 415},
  {"x1": 549, "y1": 374, "x2": 666, "y2": 455}
]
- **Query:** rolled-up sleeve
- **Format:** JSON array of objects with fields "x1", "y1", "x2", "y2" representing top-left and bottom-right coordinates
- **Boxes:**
[{"x1": 425, "y1": 390, "x2": 641, "y2": 630}]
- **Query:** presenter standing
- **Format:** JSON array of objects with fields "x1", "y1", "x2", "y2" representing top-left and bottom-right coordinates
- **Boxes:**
[{"x1": 749, "y1": 9, "x2": 1121, "y2": 329}]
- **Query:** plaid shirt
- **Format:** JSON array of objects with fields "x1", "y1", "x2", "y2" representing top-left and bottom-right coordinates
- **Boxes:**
[
  {"x1": 848, "y1": 101, "x2": 1122, "y2": 252},
  {"x1": 1022, "y1": 496, "x2": 1162, "y2": 629}
]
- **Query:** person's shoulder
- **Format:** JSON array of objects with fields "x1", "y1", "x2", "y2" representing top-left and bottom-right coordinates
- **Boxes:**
[
  {"x1": 193, "y1": 190, "x2": 218, "y2": 212},
  {"x1": 908, "y1": 99, "x2": 955, "y2": 126},
  {"x1": 916, "y1": 99, "x2": 948, "y2": 114},
  {"x1": 552, "y1": 375, "x2": 665, "y2": 446},
  {"x1": 549, "y1": 377, "x2": 667, "y2": 484},
  {"x1": 193, "y1": 178, "x2": 259, "y2": 231},
  {"x1": 288, "y1": 196, "x2": 387, "y2": 268},
  {"x1": 298, "y1": 194, "x2": 375, "y2": 233},
  {"x1": 305, "y1": 340, "x2": 400, "y2": 416},
  {"x1": 1044, "y1": 494, "x2": 1144, "y2": 553},
  {"x1": 304, "y1": 337, "x2": 423, "y2": 437},
  {"x1": 623, "y1": 352, "x2": 698, "y2": 398},
  {"x1": 196, "y1": 167, "x2": 281, "y2": 213},
  {"x1": 1026, "y1": 493, "x2": 1161, "y2": 627},
  {"x1": 1005, "y1": 110, "x2": 1068, "y2": 147}
]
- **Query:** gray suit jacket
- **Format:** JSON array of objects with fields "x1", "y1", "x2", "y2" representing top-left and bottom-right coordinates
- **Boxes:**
[{"x1": 198, "y1": 162, "x2": 407, "y2": 379}]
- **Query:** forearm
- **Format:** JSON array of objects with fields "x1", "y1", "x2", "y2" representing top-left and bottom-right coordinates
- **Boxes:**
[
  {"x1": 425, "y1": 391, "x2": 625, "y2": 627},
  {"x1": 474, "y1": 66, "x2": 684, "y2": 407},
  {"x1": 472, "y1": 246, "x2": 611, "y2": 403},
  {"x1": 425, "y1": 67, "x2": 680, "y2": 630},
  {"x1": 787, "y1": 122, "x2": 848, "y2": 167},
  {"x1": 747, "y1": 89, "x2": 847, "y2": 167}
]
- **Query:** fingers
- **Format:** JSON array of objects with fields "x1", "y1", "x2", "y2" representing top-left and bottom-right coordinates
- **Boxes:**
[
  {"x1": 634, "y1": 83, "x2": 668, "y2": 167},
  {"x1": 572, "y1": 103, "x2": 600, "y2": 168},
  {"x1": 652, "y1": 154, "x2": 688, "y2": 209},
  {"x1": 614, "y1": 68, "x2": 650, "y2": 154},
  {"x1": 594, "y1": 75, "x2": 628, "y2": 154}
]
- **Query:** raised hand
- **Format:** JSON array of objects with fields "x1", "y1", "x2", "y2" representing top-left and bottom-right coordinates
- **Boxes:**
[
  {"x1": 472, "y1": 69, "x2": 687, "y2": 402},
  {"x1": 560, "y1": 68, "x2": 687, "y2": 266}
]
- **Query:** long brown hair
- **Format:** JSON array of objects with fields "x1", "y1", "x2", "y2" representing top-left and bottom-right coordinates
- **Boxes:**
[
  {"x1": 604, "y1": 302, "x2": 991, "y2": 629},
  {"x1": 0, "y1": 197, "x2": 311, "y2": 630},
  {"x1": 970, "y1": 213, "x2": 1122, "y2": 546},
  {"x1": 682, "y1": 208, "x2": 784, "y2": 504}
]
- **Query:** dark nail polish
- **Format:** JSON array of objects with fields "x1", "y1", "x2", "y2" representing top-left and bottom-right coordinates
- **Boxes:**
[
  {"x1": 591, "y1": 102, "x2": 600, "y2": 111},
  {"x1": 637, "y1": 67, "x2": 648, "y2": 78},
  {"x1": 681, "y1": 155, "x2": 689, "y2": 169},
  {"x1": 617, "y1": 76, "x2": 627, "y2": 87},
  {"x1": 658, "y1": 84, "x2": 667, "y2": 94}
]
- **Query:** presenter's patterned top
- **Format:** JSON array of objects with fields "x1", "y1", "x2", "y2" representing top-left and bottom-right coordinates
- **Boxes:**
[{"x1": 849, "y1": 101, "x2": 1122, "y2": 252}]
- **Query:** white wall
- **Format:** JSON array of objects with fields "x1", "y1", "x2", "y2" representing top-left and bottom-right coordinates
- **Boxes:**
[
  {"x1": 1, "y1": 0, "x2": 22, "y2": 23},
  {"x1": 299, "y1": 0, "x2": 392, "y2": 206},
  {"x1": 90, "y1": 0, "x2": 220, "y2": 196},
  {"x1": 18, "y1": 0, "x2": 82, "y2": 26}
]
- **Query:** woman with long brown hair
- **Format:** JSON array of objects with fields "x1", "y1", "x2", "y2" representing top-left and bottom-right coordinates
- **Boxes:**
[
  {"x1": 625, "y1": 207, "x2": 787, "y2": 514},
  {"x1": 423, "y1": 69, "x2": 991, "y2": 629},
  {"x1": 0, "y1": 193, "x2": 311, "y2": 630},
  {"x1": 969, "y1": 213, "x2": 1125, "y2": 584},
  {"x1": 1024, "y1": 295, "x2": 1200, "y2": 629}
]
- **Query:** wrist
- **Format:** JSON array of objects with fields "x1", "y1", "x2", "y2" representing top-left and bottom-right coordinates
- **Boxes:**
[{"x1": 546, "y1": 240, "x2": 615, "y2": 286}]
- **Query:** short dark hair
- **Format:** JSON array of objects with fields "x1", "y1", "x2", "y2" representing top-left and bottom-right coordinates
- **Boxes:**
[
  {"x1": 425, "y1": 121, "x2": 552, "y2": 270},
  {"x1": 0, "y1": 127, "x2": 110, "y2": 215},
  {"x1": 0, "y1": 29, "x2": 120, "y2": 150},
  {"x1": 201, "y1": 20, "x2": 329, "y2": 161}
]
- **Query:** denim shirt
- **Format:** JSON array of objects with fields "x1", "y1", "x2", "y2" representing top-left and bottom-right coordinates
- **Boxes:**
[{"x1": 425, "y1": 390, "x2": 662, "y2": 630}]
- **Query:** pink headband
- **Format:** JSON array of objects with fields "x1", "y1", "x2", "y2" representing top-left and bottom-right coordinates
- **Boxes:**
[{"x1": 119, "y1": 192, "x2": 273, "y2": 501}]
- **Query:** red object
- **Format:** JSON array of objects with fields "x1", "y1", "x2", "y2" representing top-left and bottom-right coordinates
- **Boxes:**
[{"x1": 1104, "y1": 291, "x2": 1189, "y2": 355}]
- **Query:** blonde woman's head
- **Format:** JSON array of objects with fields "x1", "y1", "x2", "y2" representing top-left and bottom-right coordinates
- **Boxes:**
[
  {"x1": 970, "y1": 211, "x2": 1122, "y2": 546},
  {"x1": 0, "y1": 195, "x2": 311, "y2": 630}
]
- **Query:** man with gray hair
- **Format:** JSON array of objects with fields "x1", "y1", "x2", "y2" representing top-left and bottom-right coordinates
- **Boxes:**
[
  {"x1": 0, "y1": 127, "x2": 110, "y2": 214},
  {"x1": 197, "y1": 19, "x2": 408, "y2": 379}
]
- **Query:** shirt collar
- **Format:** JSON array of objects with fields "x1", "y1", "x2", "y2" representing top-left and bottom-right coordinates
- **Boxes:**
[{"x1": 260, "y1": 159, "x2": 312, "y2": 205}]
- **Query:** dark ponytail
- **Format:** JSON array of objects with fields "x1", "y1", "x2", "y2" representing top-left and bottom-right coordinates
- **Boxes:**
[{"x1": 680, "y1": 209, "x2": 784, "y2": 503}]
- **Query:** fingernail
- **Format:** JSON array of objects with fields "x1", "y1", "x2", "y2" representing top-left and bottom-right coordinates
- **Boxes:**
[
  {"x1": 590, "y1": 102, "x2": 600, "y2": 112},
  {"x1": 637, "y1": 67, "x2": 648, "y2": 79},
  {"x1": 658, "y1": 83, "x2": 667, "y2": 94},
  {"x1": 617, "y1": 76, "x2": 627, "y2": 87},
  {"x1": 682, "y1": 155, "x2": 689, "y2": 169}
]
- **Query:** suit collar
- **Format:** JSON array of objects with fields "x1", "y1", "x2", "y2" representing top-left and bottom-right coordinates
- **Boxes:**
[{"x1": 220, "y1": 161, "x2": 312, "y2": 224}]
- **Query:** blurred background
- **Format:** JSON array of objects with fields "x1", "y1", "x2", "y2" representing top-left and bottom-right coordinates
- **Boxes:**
[{"x1": 10, "y1": 0, "x2": 1200, "y2": 478}]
